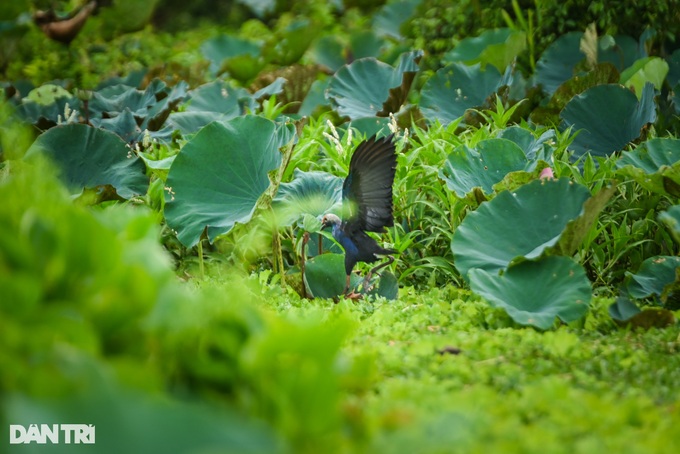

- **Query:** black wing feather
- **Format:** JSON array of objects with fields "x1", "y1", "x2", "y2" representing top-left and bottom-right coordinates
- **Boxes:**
[{"x1": 342, "y1": 134, "x2": 396, "y2": 233}]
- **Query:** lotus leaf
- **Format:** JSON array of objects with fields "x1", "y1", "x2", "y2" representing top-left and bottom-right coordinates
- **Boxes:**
[
  {"x1": 420, "y1": 62, "x2": 502, "y2": 125},
  {"x1": 452, "y1": 178, "x2": 591, "y2": 278},
  {"x1": 469, "y1": 256, "x2": 591, "y2": 329},
  {"x1": 496, "y1": 126, "x2": 555, "y2": 161},
  {"x1": 201, "y1": 34, "x2": 261, "y2": 76},
  {"x1": 608, "y1": 296, "x2": 642, "y2": 322},
  {"x1": 326, "y1": 51, "x2": 420, "y2": 120},
  {"x1": 25, "y1": 124, "x2": 148, "y2": 199},
  {"x1": 620, "y1": 56, "x2": 669, "y2": 96},
  {"x1": 659, "y1": 205, "x2": 680, "y2": 244},
  {"x1": 626, "y1": 256, "x2": 680, "y2": 302},
  {"x1": 617, "y1": 138, "x2": 680, "y2": 197},
  {"x1": 304, "y1": 253, "x2": 397, "y2": 300},
  {"x1": 273, "y1": 169, "x2": 343, "y2": 227},
  {"x1": 89, "y1": 83, "x2": 158, "y2": 119},
  {"x1": 373, "y1": 0, "x2": 420, "y2": 39},
  {"x1": 164, "y1": 116, "x2": 295, "y2": 247},
  {"x1": 535, "y1": 32, "x2": 585, "y2": 95},
  {"x1": 561, "y1": 83, "x2": 656, "y2": 159},
  {"x1": 439, "y1": 138, "x2": 530, "y2": 199},
  {"x1": 444, "y1": 28, "x2": 526, "y2": 72}
]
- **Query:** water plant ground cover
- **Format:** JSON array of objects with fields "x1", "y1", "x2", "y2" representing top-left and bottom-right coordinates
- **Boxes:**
[{"x1": 3, "y1": 0, "x2": 680, "y2": 452}]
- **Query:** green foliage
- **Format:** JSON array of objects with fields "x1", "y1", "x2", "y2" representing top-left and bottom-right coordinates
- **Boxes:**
[
  {"x1": 164, "y1": 116, "x2": 295, "y2": 247},
  {"x1": 3, "y1": 3, "x2": 680, "y2": 452},
  {"x1": 469, "y1": 256, "x2": 591, "y2": 329},
  {"x1": 452, "y1": 178, "x2": 592, "y2": 277},
  {"x1": 25, "y1": 123, "x2": 149, "y2": 198},
  {"x1": 419, "y1": 62, "x2": 503, "y2": 125},
  {"x1": 560, "y1": 83, "x2": 657, "y2": 159}
]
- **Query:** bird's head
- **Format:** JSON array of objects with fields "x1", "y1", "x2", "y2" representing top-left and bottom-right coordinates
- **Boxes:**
[{"x1": 321, "y1": 213, "x2": 341, "y2": 229}]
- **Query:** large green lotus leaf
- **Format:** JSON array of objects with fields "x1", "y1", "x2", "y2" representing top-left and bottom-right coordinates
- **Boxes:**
[
  {"x1": 89, "y1": 83, "x2": 158, "y2": 119},
  {"x1": 273, "y1": 169, "x2": 343, "y2": 227},
  {"x1": 326, "y1": 57, "x2": 398, "y2": 119},
  {"x1": 299, "y1": 78, "x2": 332, "y2": 117},
  {"x1": 535, "y1": 32, "x2": 584, "y2": 95},
  {"x1": 452, "y1": 178, "x2": 591, "y2": 278},
  {"x1": 626, "y1": 256, "x2": 680, "y2": 301},
  {"x1": 308, "y1": 35, "x2": 346, "y2": 73},
  {"x1": 184, "y1": 81, "x2": 244, "y2": 114},
  {"x1": 25, "y1": 84, "x2": 71, "y2": 105},
  {"x1": 17, "y1": 95, "x2": 79, "y2": 127},
  {"x1": 469, "y1": 256, "x2": 591, "y2": 329},
  {"x1": 167, "y1": 82, "x2": 245, "y2": 135},
  {"x1": 326, "y1": 51, "x2": 420, "y2": 120},
  {"x1": 599, "y1": 35, "x2": 644, "y2": 71},
  {"x1": 221, "y1": 54, "x2": 266, "y2": 84},
  {"x1": 439, "y1": 138, "x2": 529, "y2": 198},
  {"x1": 616, "y1": 138, "x2": 680, "y2": 197},
  {"x1": 530, "y1": 63, "x2": 620, "y2": 126},
  {"x1": 496, "y1": 126, "x2": 556, "y2": 161},
  {"x1": 350, "y1": 29, "x2": 385, "y2": 60},
  {"x1": 25, "y1": 124, "x2": 148, "y2": 199},
  {"x1": 620, "y1": 56, "x2": 669, "y2": 96},
  {"x1": 444, "y1": 28, "x2": 526, "y2": 72},
  {"x1": 90, "y1": 108, "x2": 140, "y2": 143},
  {"x1": 164, "y1": 116, "x2": 294, "y2": 247},
  {"x1": 305, "y1": 254, "x2": 356, "y2": 299},
  {"x1": 200, "y1": 34, "x2": 261, "y2": 76},
  {"x1": 304, "y1": 253, "x2": 396, "y2": 300},
  {"x1": 659, "y1": 205, "x2": 680, "y2": 244},
  {"x1": 420, "y1": 62, "x2": 502, "y2": 125},
  {"x1": 264, "y1": 18, "x2": 320, "y2": 66},
  {"x1": 373, "y1": 0, "x2": 420, "y2": 39},
  {"x1": 560, "y1": 83, "x2": 657, "y2": 159}
]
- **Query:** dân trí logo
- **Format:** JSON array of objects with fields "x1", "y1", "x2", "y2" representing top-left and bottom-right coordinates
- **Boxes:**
[{"x1": 9, "y1": 424, "x2": 95, "y2": 444}]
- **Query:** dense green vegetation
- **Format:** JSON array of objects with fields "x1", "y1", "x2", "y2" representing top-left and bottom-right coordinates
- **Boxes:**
[{"x1": 2, "y1": 0, "x2": 680, "y2": 452}]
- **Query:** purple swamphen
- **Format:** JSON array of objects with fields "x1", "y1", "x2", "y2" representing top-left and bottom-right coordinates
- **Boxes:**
[{"x1": 321, "y1": 134, "x2": 397, "y2": 298}]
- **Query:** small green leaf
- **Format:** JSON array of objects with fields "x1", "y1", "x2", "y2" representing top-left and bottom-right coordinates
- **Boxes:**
[{"x1": 609, "y1": 296, "x2": 641, "y2": 322}]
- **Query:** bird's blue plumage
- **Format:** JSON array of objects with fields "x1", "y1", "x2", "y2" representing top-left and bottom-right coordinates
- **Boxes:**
[{"x1": 322, "y1": 134, "x2": 398, "y2": 279}]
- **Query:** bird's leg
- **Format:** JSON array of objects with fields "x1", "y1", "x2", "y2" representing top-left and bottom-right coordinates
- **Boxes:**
[
  {"x1": 344, "y1": 274, "x2": 363, "y2": 300},
  {"x1": 362, "y1": 255, "x2": 395, "y2": 292}
]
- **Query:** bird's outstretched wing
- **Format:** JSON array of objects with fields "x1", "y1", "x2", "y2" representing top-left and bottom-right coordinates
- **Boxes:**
[{"x1": 342, "y1": 134, "x2": 396, "y2": 233}]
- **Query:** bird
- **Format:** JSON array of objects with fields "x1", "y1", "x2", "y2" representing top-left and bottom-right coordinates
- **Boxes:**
[{"x1": 320, "y1": 134, "x2": 397, "y2": 298}]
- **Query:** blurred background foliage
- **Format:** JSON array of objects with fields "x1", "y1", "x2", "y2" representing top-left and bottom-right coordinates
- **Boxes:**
[{"x1": 2, "y1": 0, "x2": 679, "y2": 85}]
